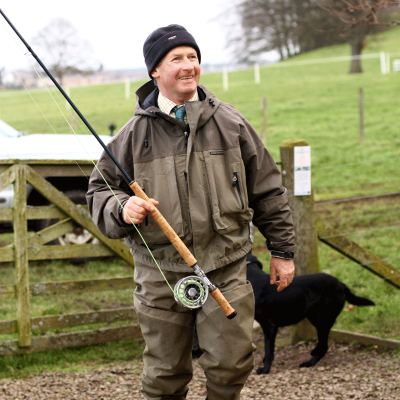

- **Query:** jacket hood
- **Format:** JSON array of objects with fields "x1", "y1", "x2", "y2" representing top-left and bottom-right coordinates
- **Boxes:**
[{"x1": 134, "y1": 80, "x2": 220, "y2": 131}]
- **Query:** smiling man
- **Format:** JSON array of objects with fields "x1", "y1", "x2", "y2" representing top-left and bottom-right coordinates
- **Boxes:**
[
  {"x1": 151, "y1": 45, "x2": 200, "y2": 105},
  {"x1": 87, "y1": 25, "x2": 295, "y2": 400}
]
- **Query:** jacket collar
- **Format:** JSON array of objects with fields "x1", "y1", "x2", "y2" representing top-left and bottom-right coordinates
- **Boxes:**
[
  {"x1": 137, "y1": 80, "x2": 159, "y2": 110},
  {"x1": 135, "y1": 80, "x2": 220, "y2": 130}
]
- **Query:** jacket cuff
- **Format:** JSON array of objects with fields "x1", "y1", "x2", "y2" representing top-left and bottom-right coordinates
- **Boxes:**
[
  {"x1": 118, "y1": 199, "x2": 131, "y2": 227},
  {"x1": 266, "y1": 238, "x2": 295, "y2": 255}
]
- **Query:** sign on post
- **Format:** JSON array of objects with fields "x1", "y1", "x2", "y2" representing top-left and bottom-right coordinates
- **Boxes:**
[{"x1": 294, "y1": 146, "x2": 311, "y2": 196}]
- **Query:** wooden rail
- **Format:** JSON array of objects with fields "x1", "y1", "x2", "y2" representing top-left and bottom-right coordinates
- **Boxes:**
[
  {"x1": 0, "y1": 325, "x2": 142, "y2": 356},
  {"x1": 0, "y1": 161, "x2": 138, "y2": 355},
  {"x1": 316, "y1": 218, "x2": 400, "y2": 288}
]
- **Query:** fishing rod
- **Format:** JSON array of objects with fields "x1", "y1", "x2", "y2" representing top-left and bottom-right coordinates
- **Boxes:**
[{"x1": 0, "y1": 8, "x2": 237, "y2": 319}]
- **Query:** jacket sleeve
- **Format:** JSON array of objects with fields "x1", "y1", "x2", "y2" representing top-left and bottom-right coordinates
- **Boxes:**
[
  {"x1": 86, "y1": 124, "x2": 137, "y2": 239},
  {"x1": 239, "y1": 116, "x2": 295, "y2": 253}
]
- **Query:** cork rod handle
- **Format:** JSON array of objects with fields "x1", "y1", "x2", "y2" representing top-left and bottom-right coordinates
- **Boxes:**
[
  {"x1": 210, "y1": 288, "x2": 237, "y2": 319},
  {"x1": 129, "y1": 181, "x2": 237, "y2": 319},
  {"x1": 130, "y1": 181, "x2": 197, "y2": 266}
]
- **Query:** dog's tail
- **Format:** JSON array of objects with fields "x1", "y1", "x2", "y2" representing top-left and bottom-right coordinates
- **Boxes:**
[{"x1": 343, "y1": 284, "x2": 375, "y2": 306}]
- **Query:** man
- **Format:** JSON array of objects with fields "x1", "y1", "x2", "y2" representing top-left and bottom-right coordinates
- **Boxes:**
[{"x1": 87, "y1": 24, "x2": 295, "y2": 400}]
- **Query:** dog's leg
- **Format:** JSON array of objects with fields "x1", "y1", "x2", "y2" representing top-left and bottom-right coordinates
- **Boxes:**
[
  {"x1": 257, "y1": 321, "x2": 278, "y2": 374},
  {"x1": 299, "y1": 293, "x2": 345, "y2": 369},
  {"x1": 299, "y1": 319, "x2": 333, "y2": 368}
]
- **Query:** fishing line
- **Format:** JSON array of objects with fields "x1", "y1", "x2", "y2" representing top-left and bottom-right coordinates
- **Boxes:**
[
  {"x1": 0, "y1": 14, "x2": 174, "y2": 294},
  {"x1": 30, "y1": 62, "x2": 174, "y2": 294}
]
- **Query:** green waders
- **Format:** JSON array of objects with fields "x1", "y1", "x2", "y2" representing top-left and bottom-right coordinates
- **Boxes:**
[{"x1": 133, "y1": 256, "x2": 256, "y2": 400}]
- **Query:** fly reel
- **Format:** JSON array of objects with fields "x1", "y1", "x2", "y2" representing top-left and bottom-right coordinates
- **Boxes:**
[{"x1": 174, "y1": 276, "x2": 209, "y2": 309}]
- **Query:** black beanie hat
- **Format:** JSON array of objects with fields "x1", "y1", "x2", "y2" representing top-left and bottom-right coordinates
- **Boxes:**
[{"x1": 143, "y1": 24, "x2": 201, "y2": 78}]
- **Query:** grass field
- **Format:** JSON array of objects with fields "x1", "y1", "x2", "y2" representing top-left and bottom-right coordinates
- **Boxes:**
[
  {"x1": 1, "y1": 27, "x2": 400, "y2": 200},
  {"x1": 0, "y1": 27, "x2": 399, "y2": 378}
]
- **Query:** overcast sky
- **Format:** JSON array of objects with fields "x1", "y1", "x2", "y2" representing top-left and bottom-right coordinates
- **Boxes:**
[{"x1": 0, "y1": 0, "x2": 236, "y2": 72}]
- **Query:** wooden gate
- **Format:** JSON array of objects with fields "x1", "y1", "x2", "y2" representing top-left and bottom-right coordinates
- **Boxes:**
[
  {"x1": 280, "y1": 139, "x2": 400, "y2": 348},
  {"x1": 0, "y1": 160, "x2": 141, "y2": 356}
]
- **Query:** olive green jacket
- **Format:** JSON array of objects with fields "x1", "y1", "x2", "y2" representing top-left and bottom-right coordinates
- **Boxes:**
[{"x1": 86, "y1": 81, "x2": 295, "y2": 273}]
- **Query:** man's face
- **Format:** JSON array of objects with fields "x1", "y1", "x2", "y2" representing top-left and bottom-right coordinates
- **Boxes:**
[{"x1": 151, "y1": 46, "x2": 201, "y2": 105}]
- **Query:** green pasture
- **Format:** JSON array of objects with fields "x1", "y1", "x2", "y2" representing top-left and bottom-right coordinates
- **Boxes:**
[
  {"x1": 1, "y1": 28, "x2": 400, "y2": 378},
  {"x1": 1, "y1": 27, "x2": 400, "y2": 200}
]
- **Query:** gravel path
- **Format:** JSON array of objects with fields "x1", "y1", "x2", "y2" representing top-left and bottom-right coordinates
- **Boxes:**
[{"x1": 1, "y1": 331, "x2": 399, "y2": 399}]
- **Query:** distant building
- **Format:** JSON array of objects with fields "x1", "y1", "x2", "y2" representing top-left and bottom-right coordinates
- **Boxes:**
[{"x1": 0, "y1": 63, "x2": 249, "y2": 91}]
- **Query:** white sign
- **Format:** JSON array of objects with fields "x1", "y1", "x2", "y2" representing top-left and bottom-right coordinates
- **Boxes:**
[{"x1": 294, "y1": 146, "x2": 311, "y2": 196}]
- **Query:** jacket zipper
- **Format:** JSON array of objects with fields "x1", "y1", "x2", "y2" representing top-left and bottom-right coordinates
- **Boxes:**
[
  {"x1": 232, "y1": 172, "x2": 244, "y2": 209},
  {"x1": 184, "y1": 171, "x2": 189, "y2": 194},
  {"x1": 184, "y1": 131, "x2": 189, "y2": 148}
]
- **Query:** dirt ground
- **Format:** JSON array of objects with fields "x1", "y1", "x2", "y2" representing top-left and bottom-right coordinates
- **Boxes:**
[{"x1": 1, "y1": 329, "x2": 399, "y2": 400}]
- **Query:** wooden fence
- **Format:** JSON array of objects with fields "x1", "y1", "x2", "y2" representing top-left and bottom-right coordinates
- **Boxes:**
[
  {"x1": 1, "y1": 153, "x2": 399, "y2": 357},
  {"x1": 0, "y1": 160, "x2": 141, "y2": 356},
  {"x1": 280, "y1": 139, "x2": 400, "y2": 289},
  {"x1": 280, "y1": 139, "x2": 400, "y2": 347}
]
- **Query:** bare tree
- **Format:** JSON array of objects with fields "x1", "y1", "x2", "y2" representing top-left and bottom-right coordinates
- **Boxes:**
[
  {"x1": 227, "y1": 0, "x2": 297, "y2": 62},
  {"x1": 224, "y1": 0, "x2": 398, "y2": 71},
  {"x1": 293, "y1": 0, "x2": 348, "y2": 52},
  {"x1": 320, "y1": 0, "x2": 400, "y2": 26},
  {"x1": 226, "y1": 0, "x2": 347, "y2": 63},
  {"x1": 318, "y1": 0, "x2": 400, "y2": 73},
  {"x1": 32, "y1": 18, "x2": 99, "y2": 85}
]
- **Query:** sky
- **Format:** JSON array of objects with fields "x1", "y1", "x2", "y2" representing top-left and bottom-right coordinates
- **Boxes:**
[{"x1": 0, "y1": 0, "x2": 236, "y2": 73}]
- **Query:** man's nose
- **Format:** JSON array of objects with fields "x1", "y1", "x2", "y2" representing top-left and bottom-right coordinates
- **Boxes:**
[{"x1": 182, "y1": 57, "x2": 194, "y2": 70}]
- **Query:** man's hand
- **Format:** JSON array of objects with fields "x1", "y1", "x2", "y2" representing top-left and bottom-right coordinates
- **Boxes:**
[
  {"x1": 270, "y1": 257, "x2": 295, "y2": 292},
  {"x1": 122, "y1": 196, "x2": 159, "y2": 225}
]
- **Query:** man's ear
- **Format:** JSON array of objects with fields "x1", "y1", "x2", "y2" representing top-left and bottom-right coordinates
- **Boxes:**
[{"x1": 151, "y1": 67, "x2": 160, "y2": 79}]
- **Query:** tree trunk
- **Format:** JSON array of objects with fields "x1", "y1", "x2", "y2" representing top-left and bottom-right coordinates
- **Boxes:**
[
  {"x1": 285, "y1": 40, "x2": 292, "y2": 58},
  {"x1": 278, "y1": 45, "x2": 285, "y2": 60},
  {"x1": 349, "y1": 40, "x2": 363, "y2": 74}
]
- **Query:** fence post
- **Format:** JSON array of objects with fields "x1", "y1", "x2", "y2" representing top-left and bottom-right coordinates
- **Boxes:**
[
  {"x1": 386, "y1": 53, "x2": 391, "y2": 74},
  {"x1": 254, "y1": 63, "x2": 260, "y2": 84},
  {"x1": 125, "y1": 78, "x2": 130, "y2": 100},
  {"x1": 13, "y1": 164, "x2": 31, "y2": 347},
  {"x1": 380, "y1": 51, "x2": 387, "y2": 74},
  {"x1": 260, "y1": 96, "x2": 267, "y2": 145},
  {"x1": 359, "y1": 88, "x2": 364, "y2": 144},
  {"x1": 280, "y1": 139, "x2": 320, "y2": 342},
  {"x1": 223, "y1": 68, "x2": 228, "y2": 91}
]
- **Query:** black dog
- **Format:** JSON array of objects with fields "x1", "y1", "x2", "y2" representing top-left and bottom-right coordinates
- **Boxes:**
[{"x1": 246, "y1": 253, "x2": 375, "y2": 374}]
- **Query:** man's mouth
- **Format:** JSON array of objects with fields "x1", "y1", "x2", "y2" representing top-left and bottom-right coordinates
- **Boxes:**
[{"x1": 179, "y1": 76, "x2": 194, "y2": 80}]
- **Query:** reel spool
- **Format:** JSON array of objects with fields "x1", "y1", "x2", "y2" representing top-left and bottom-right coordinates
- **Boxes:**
[{"x1": 174, "y1": 276, "x2": 209, "y2": 309}]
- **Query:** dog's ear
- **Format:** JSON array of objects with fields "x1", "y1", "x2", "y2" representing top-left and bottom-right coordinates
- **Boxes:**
[{"x1": 246, "y1": 253, "x2": 263, "y2": 270}]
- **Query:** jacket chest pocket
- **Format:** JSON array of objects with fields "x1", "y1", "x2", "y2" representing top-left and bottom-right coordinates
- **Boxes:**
[
  {"x1": 204, "y1": 151, "x2": 253, "y2": 234},
  {"x1": 133, "y1": 158, "x2": 186, "y2": 245}
]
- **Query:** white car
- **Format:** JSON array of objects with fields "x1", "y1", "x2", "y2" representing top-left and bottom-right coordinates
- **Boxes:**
[
  {"x1": 0, "y1": 118, "x2": 113, "y2": 250},
  {"x1": 0, "y1": 118, "x2": 112, "y2": 160}
]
